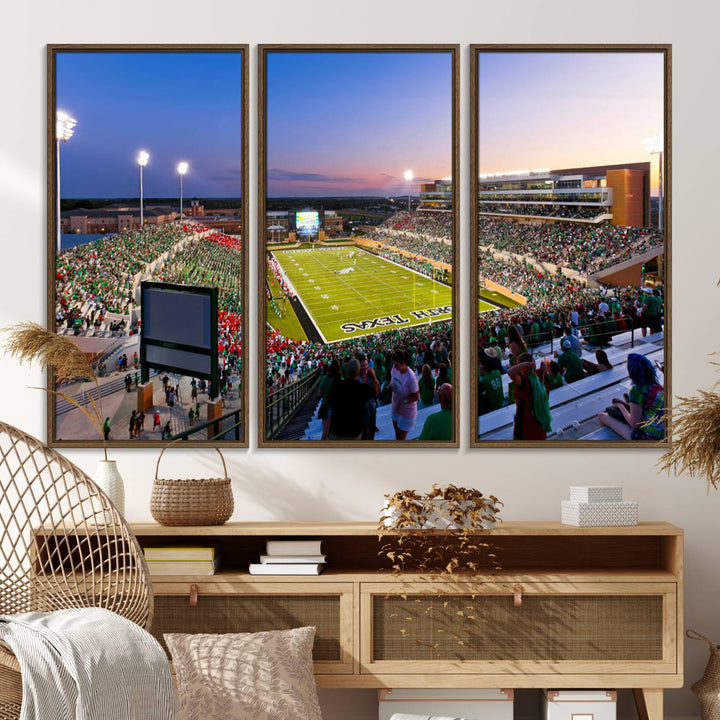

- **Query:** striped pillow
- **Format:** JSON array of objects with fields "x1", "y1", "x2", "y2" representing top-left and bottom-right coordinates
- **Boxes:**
[{"x1": 165, "y1": 626, "x2": 322, "y2": 720}]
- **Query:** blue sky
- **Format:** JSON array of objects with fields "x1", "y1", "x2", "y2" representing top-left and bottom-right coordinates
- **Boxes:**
[
  {"x1": 56, "y1": 51, "x2": 243, "y2": 198},
  {"x1": 478, "y1": 51, "x2": 665, "y2": 190}
]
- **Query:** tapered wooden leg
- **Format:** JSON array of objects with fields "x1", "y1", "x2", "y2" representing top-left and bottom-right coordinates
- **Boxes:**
[{"x1": 634, "y1": 688, "x2": 663, "y2": 720}]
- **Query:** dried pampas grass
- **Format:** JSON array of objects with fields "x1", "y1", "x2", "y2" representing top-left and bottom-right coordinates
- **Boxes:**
[
  {"x1": 3, "y1": 322, "x2": 96, "y2": 384},
  {"x1": 2, "y1": 322, "x2": 106, "y2": 455},
  {"x1": 659, "y1": 388, "x2": 720, "y2": 490}
]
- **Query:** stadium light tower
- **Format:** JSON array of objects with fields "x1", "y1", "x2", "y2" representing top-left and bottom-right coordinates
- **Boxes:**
[
  {"x1": 177, "y1": 161, "x2": 189, "y2": 221},
  {"x1": 643, "y1": 135, "x2": 663, "y2": 233},
  {"x1": 56, "y1": 111, "x2": 77, "y2": 254},
  {"x1": 403, "y1": 169, "x2": 414, "y2": 212},
  {"x1": 137, "y1": 151, "x2": 149, "y2": 229}
]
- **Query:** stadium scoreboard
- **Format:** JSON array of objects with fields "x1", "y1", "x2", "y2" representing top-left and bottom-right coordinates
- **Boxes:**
[
  {"x1": 296, "y1": 210, "x2": 320, "y2": 237},
  {"x1": 140, "y1": 281, "x2": 219, "y2": 397}
]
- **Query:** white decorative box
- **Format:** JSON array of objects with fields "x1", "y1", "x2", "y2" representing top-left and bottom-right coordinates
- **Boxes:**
[
  {"x1": 542, "y1": 689, "x2": 616, "y2": 720},
  {"x1": 561, "y1": 501, "x2": 638, "y2": 527},
  {"x1": 378, "y1": 688, "x2": 513, "y2": 720},
  {"x1": 570, "y1": 485, "x2": 623, "y2": 503}
]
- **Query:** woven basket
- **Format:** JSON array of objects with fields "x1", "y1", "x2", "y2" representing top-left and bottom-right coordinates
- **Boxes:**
[
  {"x1": 150, "y1": 446, "x2": 233, "y2": 526},
  {"x1": 688, "y1": 629, "x2": 720, "y2": 720}
]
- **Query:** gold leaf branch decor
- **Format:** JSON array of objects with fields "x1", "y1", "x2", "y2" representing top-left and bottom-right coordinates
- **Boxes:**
[
  {"x1": 2, "y1": 322, "x2": 107, "y2": 457},
  {"x1": 378, "y1": 484, "x2": 503, "y2": 576},
  {"x1": 658, "y1": 386, "x2": 720, "y2": 490}
]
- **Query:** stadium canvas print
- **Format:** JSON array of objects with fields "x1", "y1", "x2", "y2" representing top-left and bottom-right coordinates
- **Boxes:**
[
  {"x1": 48, "y1": 45, "x2": 248, "y2": 447},
  {"x1": 259, "y1": 46, "x2": 458, "y2": 446},
  {"x1": 471, "y1": 46, "x2": 670, "y2": 446}
]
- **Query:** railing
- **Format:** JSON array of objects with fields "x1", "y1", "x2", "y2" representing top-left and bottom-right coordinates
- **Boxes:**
[
  {"x1": 265, "y1": 368, "x2": 322, "y2": 440},
  {"x1": 54, "y1": 369, "x2": 160, "y2": 415},
  {"x1": 547, "y1": 315, "x2": 635, "y2": 354},
  {"x1": 170, "y1": 407, "x2": 243, "y2": 442}
]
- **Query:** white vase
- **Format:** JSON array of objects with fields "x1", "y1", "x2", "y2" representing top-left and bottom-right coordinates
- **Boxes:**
[{"x1": 94, "y1": 460, "x2": 125, "y2": 516}]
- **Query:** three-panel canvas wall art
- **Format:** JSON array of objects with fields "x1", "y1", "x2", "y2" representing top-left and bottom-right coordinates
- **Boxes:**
[{"x1": 47, "y1": 44, "x2": 669, "y2": 449}]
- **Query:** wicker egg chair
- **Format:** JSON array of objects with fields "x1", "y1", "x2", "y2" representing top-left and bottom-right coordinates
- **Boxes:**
[{"x1": 0, "y1": 421, "x2": 153, "y2": 719}]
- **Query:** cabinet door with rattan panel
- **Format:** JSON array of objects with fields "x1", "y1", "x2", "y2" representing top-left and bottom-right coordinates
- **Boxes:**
[
  {"x1": 150, "y1": 581, "x2": 354, "y2": 675},
  {"x1": 360, "y1": 581, "x2": 678, "y2": 686}
]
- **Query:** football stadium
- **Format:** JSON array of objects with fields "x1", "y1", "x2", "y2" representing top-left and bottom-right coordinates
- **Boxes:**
[
  {"x1": 268, "y1": 246, "x2": 451, "y2": 343},
  {"x1": 263, "y1": 160, "x2": 665, "y2": 444},
  {"x1": 264, "y1": 197, "x2": 459, "y2": 442},
  {"x1": 474, "y1": 164, "x2": 665, "y2": 443}
]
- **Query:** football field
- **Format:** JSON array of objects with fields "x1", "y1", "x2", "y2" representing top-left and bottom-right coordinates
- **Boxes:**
[{"x1": 272, "y1": 247, "x2": 452, "y2": 343}]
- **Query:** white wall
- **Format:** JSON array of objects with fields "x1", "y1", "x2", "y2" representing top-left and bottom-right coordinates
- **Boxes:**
[{"x1": 1, "y1": 1, "x2": 719, "y2": 718}]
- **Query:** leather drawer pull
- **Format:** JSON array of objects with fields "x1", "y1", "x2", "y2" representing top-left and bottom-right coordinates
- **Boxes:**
[
  {"x1": 190, "y1": 584, "x2": 198, "y2": 607},
  {"x1": 513, "y1": 584, "x2": 522, "y2": 607}
]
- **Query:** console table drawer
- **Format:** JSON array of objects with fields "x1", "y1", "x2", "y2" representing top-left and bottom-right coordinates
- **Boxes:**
[
  {"x1": 360, "y1": 582, "x2": 677, "y2": 675},
  {"x1": 150, "y1": 581, "x2": 354, "y2": 674}
]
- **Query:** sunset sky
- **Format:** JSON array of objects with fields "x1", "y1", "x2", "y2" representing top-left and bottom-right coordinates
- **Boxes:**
[
  {"x1": 56, "y1": 51, "x2": 243, "y2": 198},
  {"x1": 478, "y1": 51, "x2": 665, "y2": 192},
  {"x1": 55, "y1": 50, "x2": 662, "y2": 200},
  {"x1": 266, "y1": 51, "x2": 453, "y2": 197}
]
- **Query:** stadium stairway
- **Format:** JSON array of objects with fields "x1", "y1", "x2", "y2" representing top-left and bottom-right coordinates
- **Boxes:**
[
  {"x1": 55, "y1": 369, "x2": 159, "y2": 415},
  {"x1": 478, "y1": 332, "x2": 664, "y2": 442},
  {"x1": 275, "y1": 386, "x2": 325, "y2": 441},
  {"x1": 102, "y1": 337, "x2": 140, "y2": 374}
]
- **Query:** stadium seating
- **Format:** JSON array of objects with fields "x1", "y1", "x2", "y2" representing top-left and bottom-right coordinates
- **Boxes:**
[{"x1": 477, "y1": 332, "x2": 664, "y2": 442}]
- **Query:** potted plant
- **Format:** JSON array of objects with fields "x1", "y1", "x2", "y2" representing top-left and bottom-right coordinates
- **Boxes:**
[{"x1": 379, "y1": 484, "x2": 503, "y2": 575}]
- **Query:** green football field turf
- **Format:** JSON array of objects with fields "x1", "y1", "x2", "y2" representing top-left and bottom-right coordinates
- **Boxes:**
[{"x1": 272, "y1": 247, "x2": 453, "y2": 343}]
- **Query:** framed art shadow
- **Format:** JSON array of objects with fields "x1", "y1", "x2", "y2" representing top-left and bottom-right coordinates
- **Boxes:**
[
  {"x1": 470, "y1": 45, "x2": 671, "y2": 447},
  {"x1": 48, "y1": 45, "x2": 249, "y2": 447},
  {"x1": 259, "y1": 45, "x2": 459, "y2": 447}
]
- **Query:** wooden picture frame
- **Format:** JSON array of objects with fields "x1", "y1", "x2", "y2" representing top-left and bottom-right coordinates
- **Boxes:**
[
  {"x1": 258, "y1": 45, "x2": 459, "y2": 447},
  {"x1": 470, "y1": 45, "x2": 671, "y2": 447},
  {"x1": 47, "y1": 44, "x2": 249, "y2": 447}
]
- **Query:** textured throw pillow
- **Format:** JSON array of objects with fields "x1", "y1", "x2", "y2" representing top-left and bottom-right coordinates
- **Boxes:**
[{"x1": 165, "y1": 626, "x2": 322, "y2": 720}]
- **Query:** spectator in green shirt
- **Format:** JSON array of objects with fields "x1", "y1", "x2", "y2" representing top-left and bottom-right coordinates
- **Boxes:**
[
  {"x1": 418, "y1": 365, "x2": 436, "y2": 407},
  {"x1": 641, "y1": 288, "x2": 663, "y2": 335},
  {"x1": 557, "y1": 338, "x2": 585, "y2": 383},
  {"x1": 418, "y1": 383, "x2": 453, "y2": 441},
  {"x1": 529, "y1": 320, "x2": 540, "y2": 347},
  {"x1": 478, "y1": 353, "x2": 505, "y2": 414},
  {"x1": 317, "y1": 358, "x2": 342, "y2": 440},
  {"x1": 435, "y1": 363, "x2": 452, "y2": 391}
]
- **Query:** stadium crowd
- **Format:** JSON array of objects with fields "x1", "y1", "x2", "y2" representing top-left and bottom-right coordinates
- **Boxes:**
[
  {"x1": 266, "y1": 320, "x2": 454, "y2": 440},
  {"x1": 55, "y1": 223, "x2": 203, "y2": 333},
  {"x1": 380, "y1": 210, "x2": 452, "y2": 240},
  {"x1": 478, "y1": 217, "x2": 662, "y2": 274},
  {"x1": 154, "y1": 231, "x2": 244, "y2": 313},
  {"x1": 479, "y1": 204, "x2": 604, "y2": 221},
  {"x1": 476, "y1": 275, "x2": 665, "y2": 440},
  {"x1": 367, "y1": 230, "x2": 452, "y2": 265},
  {"x1": 259, "y1": 209, "x2": 663, "y2": 440},
  {"x1": 477, "y1": 278, "x2": 662, "y2": 359}
]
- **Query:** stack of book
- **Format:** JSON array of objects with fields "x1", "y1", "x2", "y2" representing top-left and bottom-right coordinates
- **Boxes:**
[
  {"x1": 248, "y1": 539, "x2": 325, "y2": 575},
  {"x1": 144, "y1": 545, "x2": 220, "y2": 575}
]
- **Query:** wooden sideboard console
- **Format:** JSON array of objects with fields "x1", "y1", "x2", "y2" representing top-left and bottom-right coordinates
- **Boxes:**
[{"x1": 131, "y1": 521, "x2": 683, "y2": 720}]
